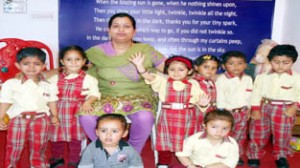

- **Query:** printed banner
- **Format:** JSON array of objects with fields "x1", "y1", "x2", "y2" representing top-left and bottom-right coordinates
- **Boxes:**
[{"x1": 59, "y1": 0, "x2": 275, "y2": 61}]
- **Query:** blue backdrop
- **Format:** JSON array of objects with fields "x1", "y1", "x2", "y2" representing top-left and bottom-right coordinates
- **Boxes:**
[{"x1": 59, "y1": 0, "x2": 275, "y2": 61}]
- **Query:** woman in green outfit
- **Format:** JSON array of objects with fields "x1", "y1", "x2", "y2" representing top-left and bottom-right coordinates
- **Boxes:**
[{"x1": 79, "y1": 13, "x2": 166, "y2": 153}]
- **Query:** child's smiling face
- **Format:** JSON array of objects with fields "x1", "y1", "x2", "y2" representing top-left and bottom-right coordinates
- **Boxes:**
[{"x1": 167, "y1": 61, "x2": 191, "y2": 81}]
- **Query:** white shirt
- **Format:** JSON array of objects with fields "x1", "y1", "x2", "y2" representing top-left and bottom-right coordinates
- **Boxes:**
[
  {"x1": 48, "y1": 73, "x2": 100, "y2": 100},
  {"x1": 0, "y1": 78, "x2": 58, "y2": 118},
  {"x1": 176, "y1": 132, "x2": 239, "y2": 168},
  {"x1": 216, "y1": 73, "x2": 253, "y2": 110}
]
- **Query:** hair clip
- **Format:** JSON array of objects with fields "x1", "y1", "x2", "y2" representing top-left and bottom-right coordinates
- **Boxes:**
[{"x1": 203, "y1": 55, "x2": 212, "y2": 60}]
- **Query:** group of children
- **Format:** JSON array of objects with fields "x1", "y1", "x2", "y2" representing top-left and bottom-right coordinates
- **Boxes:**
[
  {"x1": 129, "y1": 44, "x2": 299, "y2": 168},
  {"x1": 0, "y1": 46, "x2": 101, "y2": 168},
  {"x1": 0, "y1": 43, "x2": 299, "y2": 168}
]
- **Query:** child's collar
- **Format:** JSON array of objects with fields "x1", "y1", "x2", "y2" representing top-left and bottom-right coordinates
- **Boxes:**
[
  {"x1": 224, "y1": 71, "x2": 244, "y2": 79},
  {"x1": 194, "y1": 74, "x2": 210, "y2": 81},
  {"x1": 61, "y1": 70, "x2": 85, "y2": 77},
  {"x1": 168, "y1": 77, "x2": 189, "y2": 84},
  {"x1": 20, "y1": 73, "x2": 46, "y2": 84},
  {"x1": 268, "y1": 69, "x2": 293, "y2": 75}
]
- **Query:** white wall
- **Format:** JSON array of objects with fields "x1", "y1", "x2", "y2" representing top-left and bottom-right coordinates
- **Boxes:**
[
  {"x1": 272, "y1": 0, "x2": 300, "y2": 72},
  {"x1": 0, "y1": 0, "x2": 59, "y2": 67},
  {"x1": 0, "y1": 0, "x2": 299, "y2": 70}
]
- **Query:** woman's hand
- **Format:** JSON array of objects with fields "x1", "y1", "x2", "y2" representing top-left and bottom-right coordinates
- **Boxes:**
[{"x1": 129, "y1": 52, "x2": 146, "y2": 72}]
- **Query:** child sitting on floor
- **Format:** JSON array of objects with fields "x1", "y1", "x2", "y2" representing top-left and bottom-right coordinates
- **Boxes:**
[
  {"x1": 79, "y1": 113, "x2": 143, "y2": 168},
  {"x1": 175, "y1": 109, "x2": 239, "y2": 168}
]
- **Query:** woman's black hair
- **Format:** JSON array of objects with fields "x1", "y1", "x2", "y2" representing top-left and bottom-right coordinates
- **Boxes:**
[{"x1": 108, "y1": 12, "x2": 136, "y2": 29}]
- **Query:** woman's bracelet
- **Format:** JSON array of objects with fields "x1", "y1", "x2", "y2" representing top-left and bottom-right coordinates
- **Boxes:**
[{"x1": 139, "y1": 69, "x2": 147, "y2": 74}]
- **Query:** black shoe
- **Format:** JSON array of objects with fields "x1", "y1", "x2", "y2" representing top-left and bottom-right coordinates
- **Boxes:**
[
  {"x1": 49, "y1": 158, "x2": 64, "y2": 168},
  {"x1": 238, "y1": 158, "x2": 244, "y2": 166},
  {"x1": 248, "y1": 159, "x2": 260, "y2": 167},
  {"x1": 276, "y1": 158, "x2": 289, "y2": 168}
]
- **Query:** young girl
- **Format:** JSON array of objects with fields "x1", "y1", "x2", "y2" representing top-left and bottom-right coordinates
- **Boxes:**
[
  {"x1": 49, "y1": 46, "x2": 100, "y2": 167},
  {"x1": 129, "y1": 53, "x2": 210, "y2": 167},
  {"x1": 193, "y1": 54, "x2": 220, "y2": 131},
  {"x1": 175, "y1": 109, "x2": 239, "y2": 168}
]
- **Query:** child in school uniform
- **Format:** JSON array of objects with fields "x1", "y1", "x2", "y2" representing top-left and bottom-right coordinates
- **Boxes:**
[
  {"x1": 129, "y1": 53, "x2": 210, "y2": 167},
  {"x1": 79, "y1": 113, "x2": 143, "y2": 168},
  {"x1": 247, "y1": 44, "x2": 300, "y2": 168},
  {"x1": 0, "y1": 47, "x2": 59, "y2": 168},
  {"x1": 175, "y1": 109, "x2": 239, "y2": 168},
  {"x1": 215, "y1": 50, "x2": 253, "y2": 166},
  {"x1": 193, "y1": 54, "x2": 220, "y2": 131},
  {"x1": 48, "y1": 45, "x2": 100, "y2": 168}
]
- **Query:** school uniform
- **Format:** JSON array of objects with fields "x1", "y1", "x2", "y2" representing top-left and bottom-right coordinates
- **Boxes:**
[
  {"x1": 78, "y1": 139, "x2": 143, "y2": 168},
  {"x1": 49, "y1": 70, "x2": 100, "y2": 163},
  {"x1": 175, "y1": 132, "x2": 239, "y2": 168},
  {"x1": 215, "y1": 72, "x2": 253, "y2": 155},
  {"x1": 193, "y1": 74, "x2": 217, "y2": 131},
  {"x1": 145, "y1": 74, "x2": 206, "y2": 165},
  {"x1": 0, "y1": 75, "x2": 58, "y2": 168},
  {"x1": 247, "y1": 70, "x2": 300, "y2": 159}
]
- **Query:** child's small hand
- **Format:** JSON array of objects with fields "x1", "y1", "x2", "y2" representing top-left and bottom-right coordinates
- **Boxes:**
[
  {"x1": 51, "y1": 116, "x2": 60, "y2": 126},
  {"x1": 251, "y1": 110, "x2": 262, "y2": 120},
  {"x1": 0, "y1": 120, "x2": 8, "y2": 130},
  {"x1": 129, "y1": 52, "x2": 145, "y2": 68},
  {"x1": 80, "y1": 102, "x2": 94, "y2": 114},
  {"x1": 198, "y1": 94, "x2": 211, "y2": 108},
  {"x1": 285, "y1": 105, "x2": 297, "y2": 117}
]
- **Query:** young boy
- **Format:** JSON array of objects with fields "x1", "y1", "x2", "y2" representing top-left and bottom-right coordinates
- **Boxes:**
[
  {"x1": 78, "y1": 114, "x2": 143, "y2": 168},
  {"x1": 175, "y1": 109, "x2": 239, "y2": 168},
  {"x1": 0, "y1": 47, "x2": 59, "y2": 167},
  {"x1": 215, "y1": 50, "x2": 253, "y2": 165},
  {"x1": 247, "y1": 44, "x2": 299, "y2": 168}
]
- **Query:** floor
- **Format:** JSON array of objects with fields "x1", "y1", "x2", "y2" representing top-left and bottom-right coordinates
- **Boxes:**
[{"x1": 1, "y1": 130, "x2": 300, "y2": 168}]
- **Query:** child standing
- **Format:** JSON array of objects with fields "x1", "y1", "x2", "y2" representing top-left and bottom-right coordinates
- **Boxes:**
[
  {"x1": 247, "y1": 44, "x2": 300, "y2": 168},
  {"x1": 49, "y1": 46, "x2": 100, "y2": 167},
  {"x1": 130, "y1": 53, "x2": 210, "y2": 167},
  {"x1": 78, "y1": 113, "x2": 143, "y2": 168},
  {"x1": 215, "y1": 51, "x2": 253, "y2": 165},
  {"x1": 0, "y1": 47, "x2": 59, "y2": 167},
  {"x1": 175, "y1": 109, "x2": 239, "y2": 168},
  {"x1": 193, "y1": 54, "x2": 220, "y2": 131}
]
